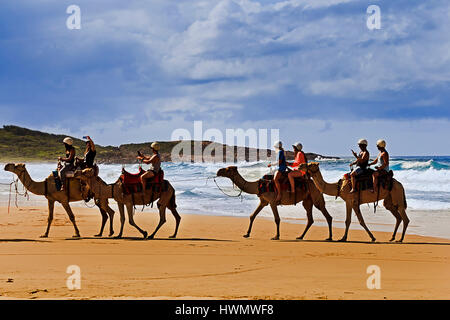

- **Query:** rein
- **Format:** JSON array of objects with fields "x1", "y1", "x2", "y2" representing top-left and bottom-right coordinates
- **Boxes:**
[{"x1": 213, "y1": 170, "x2": 246, "y2": 201}]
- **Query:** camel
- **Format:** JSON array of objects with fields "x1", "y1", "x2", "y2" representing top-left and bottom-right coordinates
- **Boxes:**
[
  {"x1": 216, "y1": 166, "x2": 333, "y2": 240},
  {"x1": 4, "y1": 163, "x2": 115, "y2": 238},
  {"x1": 298, "y1": 162, "x2": 409, "y2": 242},
  {"x1": 73, "y1": 168, "x2": 181, "y2": 239}
]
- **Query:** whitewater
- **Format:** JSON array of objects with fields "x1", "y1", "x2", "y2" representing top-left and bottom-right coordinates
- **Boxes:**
[{"x1": 0, "y1": 156, "x2": 449, "y2": 239}]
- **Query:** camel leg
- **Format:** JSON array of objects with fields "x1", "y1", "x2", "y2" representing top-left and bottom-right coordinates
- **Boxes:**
[
  {"x1": 297, "y1": 197, "x2": 313, "y2": 240},
  {"x1": 125, "y1": 203, "x2": 147, "y2": 239},
  {"x1": 41, "y1": 199, "x2": 55, "y2": 238},
  {"x1": 148, "y1": 203, "x2": 167, "y2": 239},
  {"x1": 397, "y1": 207, "x2": 410, "y2": 243},
  {"x1": 61, "y1": 202, "x2": 81, "y2": 238},
  {"x1": 114, "y1": 202, "x2": 126, "y2": 239},
  {"x1": 313, "y1": 194, "x2": 333, "y2": 241},
  {"x1": 168, "y1": 207, "x2": 181, "y2": 238},
  {"x1": 106, "y1": 205, "x2": 115, "y2": 237},
  {"x1": 339, "y1": 202, "x2": 353, "y2": 242},
  {"x1": 244, "y1": 200, "x2": 268, "y2": 238},
  {"x1": 269, "y1": 203, "x2": 281, "y2": 240},
  {"x1": 353, "y1": 205, "x2": 376, "y2": 242},
  {"x1": 383, "y1": 196, "x2": 401, "y2": 242},
  {"x1": 94, "y1": 201, "x2": 108, "y2": 237}
]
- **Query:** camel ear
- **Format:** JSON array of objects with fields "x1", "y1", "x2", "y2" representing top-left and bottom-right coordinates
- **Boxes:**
[{"x1": 310, "y1": 162, "x2": 319, "y2": 166}]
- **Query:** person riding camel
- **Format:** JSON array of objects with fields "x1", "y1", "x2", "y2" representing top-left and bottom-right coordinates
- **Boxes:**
[
  {"x1": 268, "y1": 141, "x2": 287, "y2": 203},
  {"x1": 58, "y1": 137, "x2": 76, "y2": 191},
  {"x1": 137, "y1": 142, "x2": 161, "y2": 192},
  {"x1": 369, "y1": 139, "x2": 390, "y2": 193},
  {"x1": 76, "y1": 136, "x2": 96, "y2": 169},
  {"x1": 286, "y1": 142, "x2": 308, "y2": 193},
  {"x1": 349, "y1": 139, "x2": 370, "y2": 193}
]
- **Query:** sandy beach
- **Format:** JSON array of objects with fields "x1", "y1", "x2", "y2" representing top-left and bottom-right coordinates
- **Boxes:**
[{"x1": 0, "y1": 205, "x2": 448, "y2": 300}]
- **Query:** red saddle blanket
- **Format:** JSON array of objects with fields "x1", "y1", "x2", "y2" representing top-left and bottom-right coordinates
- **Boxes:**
[{"x1": 120, "y1": 168, "x2": 165, "y2": 194}]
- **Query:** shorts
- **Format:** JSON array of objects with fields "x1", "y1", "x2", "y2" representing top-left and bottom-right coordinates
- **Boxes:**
[{"x1": 352, "y1": 167, "x2": 364, "y2": 175}]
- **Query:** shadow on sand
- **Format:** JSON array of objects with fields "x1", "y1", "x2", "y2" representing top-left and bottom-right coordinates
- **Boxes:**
[
  {"x1": 0, "y1": 238, "x2": 50, "y2": 243},
  {"x1": 280, "y1": 239, "x2": 450, "y2": 246},
  {"x1": 64, "y1": 236, "x2": 234, "y2": 242}
]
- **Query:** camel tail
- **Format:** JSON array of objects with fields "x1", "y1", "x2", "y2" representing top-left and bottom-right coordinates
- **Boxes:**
[
  {"x1": 169, "y1": 190, "x2": 177, "y2": 209},
  {"x1": 403, "y1": 187, "x2": 407, "y2": 209}
]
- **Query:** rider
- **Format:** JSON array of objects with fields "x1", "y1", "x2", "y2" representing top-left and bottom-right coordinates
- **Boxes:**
[
  {"x1": 76, "y1": 136, "x2": 96, "y2": 169},
  {"x1": 58, "y1": 137, "x2": 76, "y2": 191},
  {"x1": 137, "y1": 142, "x2": 161, "y2": 192},
  {"x1": 268, "y1": 141, "x2": 287, "y2": 203},
  {"x1": 349, "y1": 139, "x2": 370, "y2": 193},
  {"x1": 369, "y1": 139, "x2": 390, "y2": 193},
  {"x1": 286, "y1": 142, "x2": 307, "y2": 193}
]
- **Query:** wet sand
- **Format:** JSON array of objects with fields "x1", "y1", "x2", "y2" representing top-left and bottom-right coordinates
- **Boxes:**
[{"x1": 0, "y1": 206, "x2": 448, "y2": 299}]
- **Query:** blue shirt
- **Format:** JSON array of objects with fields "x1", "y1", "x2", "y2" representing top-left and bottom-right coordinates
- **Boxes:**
[{"x1": 277, "y1": 150, "x2": 287, "y2": 172}]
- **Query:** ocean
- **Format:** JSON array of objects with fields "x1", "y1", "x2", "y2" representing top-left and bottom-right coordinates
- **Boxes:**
[{"x1": 1, "y1": 156, "x2": 449, "y2": 239}]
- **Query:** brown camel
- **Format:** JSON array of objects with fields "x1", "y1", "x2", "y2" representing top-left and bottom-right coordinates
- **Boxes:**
[
  {"x1": 216, "y1": 166, "x2": 333, "y2": 240},
  {"x1": 73, "y1": 168, "x2": 181, "y2": 239},
  {"x1": 298, "y1": 162, "x2": 409, "y2": 242},
  {"x1": 4, "y1": 163, "x2": 115, "y2": 238}
]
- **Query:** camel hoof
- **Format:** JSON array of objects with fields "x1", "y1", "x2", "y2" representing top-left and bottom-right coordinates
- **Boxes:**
[
  {"x1": 371, "y1": 238, "x2": 376, "y2": 242},
  {"x1": 94, "y1": 234, "x2": 102, "y2": 237},
  {"x1": 168, "y1": 235, "x2": 176, "y2": 239},
  {"x1": 325, "y1": 237, "x2": 333, "y2": 241},
  {"x1": 72, "y1": 234, "x2": 80, "y2": 238},
  {"x1": 271, "y1": 236, "x2": 279, "y2": 240},
  {"x1": 396, "y1": 239, "x2": 403, "y2": 243},
  {"x1": 243, "y1": 234, "x2": 250, "y2": 238},
  {"x1": 108, "y1": 233, "x2": 114, "y2": 237},
  {"x1": 40, "y1": 234, "x2": 48, "y2": 238},
  {"x1": 114, "y1": 235, "x2": 122, "y2": 239},
  {"x1": 296, "y1": 236, "x2": 304, "y2": 240},
  {"x1": 338, "y1": 238, "x2": 347, "y2": 242},
  {"x1": 389, "y1": 237, "x2": 395, "y2": 242},
  {"x1": 142, "y1": 231, "x2": 148, "y2": 239},
  {"x1": 147, "y1": 234, "x2": 155, "y2": 240}
]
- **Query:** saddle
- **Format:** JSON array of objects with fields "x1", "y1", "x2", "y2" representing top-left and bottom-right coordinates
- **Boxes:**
[
  {"x1": 345, "y1": 168, "x2": 394, "y2": 192},
  {"x1": 257, "y1": 172, "x2": 308, "y2": 195},
  {"x1": 53, "y1": 163, "x2": 99, "y2": 201},
  {"x1": 119, "y1": 168, "x2": 165, "y2": 195}
]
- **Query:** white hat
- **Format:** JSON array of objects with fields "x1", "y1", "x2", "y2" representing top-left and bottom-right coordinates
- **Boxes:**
[
  {"x1": 63, "y1": 137, "x2": 73, "y2": 146},
  {"x1": 357, "y1": 139, "x2": 368, "y2": 146},
  {"x1": 273, "y1": 141, "x2": 283, "y2": 149},
  {"x1": 376, "y1": 139, "x2": 386, "y2": 148},
  {"x1": 292, "y1": 142, "x2": 303, "y2": 151},
  {"x1": 151, "y1": 142, "x2": 160, "y2": 151}
]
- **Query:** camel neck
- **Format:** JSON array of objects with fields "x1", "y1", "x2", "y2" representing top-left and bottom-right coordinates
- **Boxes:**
[
  {"x1": 226, "y1": 171, "x2": 259, "y2": 195},
  {"x1": 15, "y1": 169, "x2": 46, "y2": 196},
  {"x1": 310, "y1": 169, "x2": 339, "y2": 197},
  {"x1": 90, "y1": 176, "x2": 114, "y2": 198}
]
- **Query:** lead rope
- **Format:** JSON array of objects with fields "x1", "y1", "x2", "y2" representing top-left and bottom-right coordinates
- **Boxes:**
[{"x1": 213, "y1": 177, "x2": 244, "y2": 201}]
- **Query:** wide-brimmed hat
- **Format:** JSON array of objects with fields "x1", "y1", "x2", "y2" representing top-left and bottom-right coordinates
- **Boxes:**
[
  {"x1": 292, "y1": 142, "x2": 303, "y2": 151},
  {"x1": 63, "y1": 137, "x2": 73, "y2": 146}
]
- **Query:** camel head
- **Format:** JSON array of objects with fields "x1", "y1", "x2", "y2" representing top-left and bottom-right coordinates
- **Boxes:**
[
  {"x1": 4, "y1": 163, "x2": 26, "y2": 174},
  {"x1": 216, "y1": 166, "x2": 238, "y2": 178},
  {"x1": 74, "y1": 168, "x2": 95, "y2": 181},
  {"x1": 298, "y1": 162, "x2": 320, "y2": 174}
]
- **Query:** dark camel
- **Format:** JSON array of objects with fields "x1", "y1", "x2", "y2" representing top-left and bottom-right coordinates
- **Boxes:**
[{"x1": 216, "y1": 166, "x2": 333, "y2": 240}]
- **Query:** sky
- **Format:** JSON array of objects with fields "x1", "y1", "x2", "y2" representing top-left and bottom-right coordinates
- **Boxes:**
[{"x1": 0, "y1": 0, "x2": 449, "y2": 156}]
